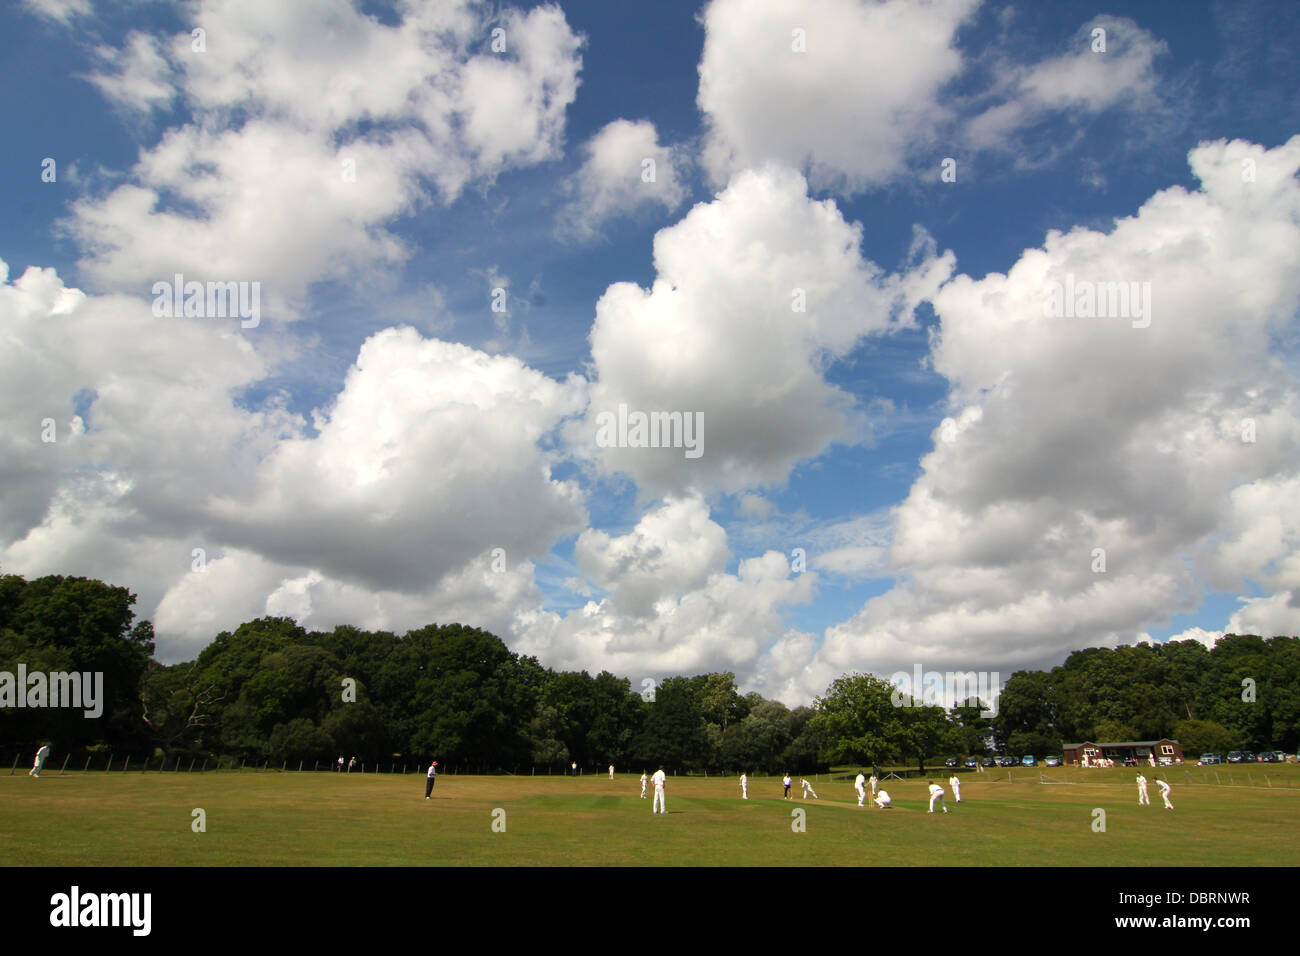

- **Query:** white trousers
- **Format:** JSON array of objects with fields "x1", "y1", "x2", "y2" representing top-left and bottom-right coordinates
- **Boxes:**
[
  {"x1": 856, "y1": 786, "x2": 865, "y2": 805},
  {"x1": 1160, "y1": 790, "x2": 1173, "y2": 809},
  {"x1": 929, "y1": 793, "x2": 947, "y2": 812},
  {"x1": 952, "y1": 784, "x2": 961, "y2": 802},
  {"x1": 653, "y1": 788, "x2": 666, "y2": 813},
  {"x1": 741, "y1": 783, "x2": 748, "y2": 799},
  {"x1": 1138, "y1": 786, "x2": 1149, "y2": 805},
  {"x1": 641, "y1": 783, "x2": 647, "y2": 798}
]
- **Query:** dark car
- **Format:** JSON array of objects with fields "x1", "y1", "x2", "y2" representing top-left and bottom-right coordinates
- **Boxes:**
[
  {"x1": 1259, "y1": 751, "x2": 1282, "y2": 763},
  {"x1": 964, "y1": 756, "x2": 979, "y2": 769},
  {"x1": 1226, "y1": 751, "x2": 1254, "y2": 763},
  {"x1": 982, "y1": 756, "x2": 997, "y2": 768},
  {"x1": 997, "y1": 756, "x2": 1017, "y2": 767},
  {"x1": 1044, "y1": 755, "x2": 1062, "y2": 767},
  {"x1": 945, "y1": 757, "x2": 960, "y2": 768}
]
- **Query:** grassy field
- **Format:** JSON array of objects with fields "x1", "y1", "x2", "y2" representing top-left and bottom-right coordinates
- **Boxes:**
[{"x1": 3, "y1": 764, "x2": 1299, "y2": 866}]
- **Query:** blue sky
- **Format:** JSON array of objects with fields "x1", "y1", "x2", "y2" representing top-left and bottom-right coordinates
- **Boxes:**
[{"x1": 2, "y1": 0, "x2": 1298, "y2": 704}]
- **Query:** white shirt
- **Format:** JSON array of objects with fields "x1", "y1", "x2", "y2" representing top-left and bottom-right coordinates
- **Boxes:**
[
  {"x1": 427, "y1": 764, "x2": 436, "y2": 778},
  {"x1": 855, "y1": 774, "x2": 865, "y2": 788},
  {"x1": 877, "y1": 791, "x2": 891, "y2": 805},
  {"x1": 1157, "y1": 780, "x2": 1170, "y2": 793},
  {"x1": 640, "y1": 774, "x2": 648, "y2": 783},
  {"x1": 740, "y1": 774, "x2": 747, "y2": 785},
  {"x1": 928, "y1": 784, "x2": 944, "y2": 797},
  {"x1": 949, "y1": 776, "x2": 959, "y2": 789},
  {"x1": 651, "y1": 770, "x2": 667, "y2": 789},
  {"x1": 783, "y1": 775, "x2": 791, "y2": 786}
]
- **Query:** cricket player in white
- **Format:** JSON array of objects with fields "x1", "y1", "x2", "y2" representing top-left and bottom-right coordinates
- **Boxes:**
[
  {"x1": 609, "y1": 764, "x2": 615, "y2": 780},
  {"x1": 640, "y1": 772, "x2": 648, "y2": 798},
  {"x1": 874, "y1": 789, "x2": 892, "y2": 809},
  {"x1": 651, "y1": 767, "x2": 667, "y2": 814},
  {"x1": 1136, "y1": 773, "x2": 1149, "y2": 805},
  {"x1": 800, "y1": 778, "x2": 818, "y2": 800},
  {"x1": 949, "y1": 774, "x2": 961, "y2": 803},
  {"x1": 30, "y1": 743, "x2": 50, "y2": 778},
  {"x1": 740, "y1": 773, "x2": 748, "y2": 799},
  {"x1": 854, "y1": 771, "x2": 866, "y2": 806},
  {"x1": 1156, "y1": 778, "x2": 1173, "y2": 810},
  {"x1": 869, "y1": 774, "x2": 879, "y2": 797},
  {"x1": 927, "y1": 781, "x2": 949, "y2": 813}
]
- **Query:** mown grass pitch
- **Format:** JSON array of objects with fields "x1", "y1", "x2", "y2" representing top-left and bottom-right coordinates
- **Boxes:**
[{"x1": 3, "y1": 765, "x2": 1299, "y2": 866}]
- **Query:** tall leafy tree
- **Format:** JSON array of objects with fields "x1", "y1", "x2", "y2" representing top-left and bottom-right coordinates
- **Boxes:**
[{"x1": 809, "y1": 673, "x2": 905, "y2": 766}]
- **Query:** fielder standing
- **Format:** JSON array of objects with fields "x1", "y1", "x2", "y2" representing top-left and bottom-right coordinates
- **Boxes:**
[
  {"x1": 854, "y1": 771, "x2": 866, "y2": 806},
  {"x1": 740, "y1": 772, "x2": 748, "y2": 800},
  {"x1": 949, "y1": 773, "x2": 961, "y2": 803},
  {"x1": 651, "y1": 766, "x2": 667, "y2": 814},
  {"x1": 609, "y1": 763, "x2": 615, "y2": 780},
  {"x1": 640, "y1": 771, "x2": 648, "y2": 799},
  {"x1": 425, "y1": 760, "x2": 437, "y2": 799},
  {"x1": 1137, "y1": 773, "x2": 1150, "y2": 805},
  {"x1": 869, "y1": 773, "x2": 879, "y2": 798}
]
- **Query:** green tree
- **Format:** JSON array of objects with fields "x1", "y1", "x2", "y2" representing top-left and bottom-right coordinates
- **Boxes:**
[
  {"x1": 809, "y1": 673, "x2": 905, "y2": 766},
  {"x1": 635, "y1": 676, "x2": 708, "y2": 770},
  {"x1": 0, "y1": 575, "x2": 155, "y2": 751},
  {"x1": 1171, "y1": 718, "x2": 1240, "y2": 756},
  {"x1": 265, "y1": 717, "x2": 335, "y2": 763},
  {"x1": 897, "y1": 704, "x2": 957, "y2": 771},
  {"x1": 721, "y1": 700, "x2": 794, "y2": 773}
]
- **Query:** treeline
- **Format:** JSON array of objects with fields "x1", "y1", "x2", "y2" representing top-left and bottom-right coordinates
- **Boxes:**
[
  {"x1": 1, "y1": 575, "x2": 1296, "y2": 771},
  {"x1": 992, "y1": 637, "x2": 1300, "y2": 756}
]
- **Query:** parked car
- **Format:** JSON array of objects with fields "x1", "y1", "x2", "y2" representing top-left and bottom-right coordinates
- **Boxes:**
[
  {"x1": 1044, "y1": 755, "x2": 1062, "y2": 767},
  {"x1": 945, "y1": 757, "x2": 960, "y2": 768},
  {"x1": 1259, "y1": 751, "x2": 1287, "y2": 763},
  {"x1": 1020, "y1": 755, "x2": 1037, "y2": 767},
  {"x1": 982, "y1": 756, "x2": 997, "y2": 768},
  {"x1": 997, "y1": 756, "x2": 1017, "y2": 767},
  {"x1": 1226, "y1": 751, "x2": 1255, "y2": 763},
  {"x1": 1198, "y1": 753, "x2": 1223, "y2": 765},
  {"x1": 964, "y1": 757, "x2": 980, "y2": 769}
]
